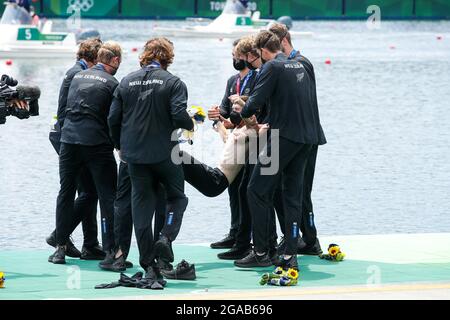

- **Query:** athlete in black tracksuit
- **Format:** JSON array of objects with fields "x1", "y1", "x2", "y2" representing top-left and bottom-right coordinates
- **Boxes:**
[
  {"x1": 51, "y1": 64, "x2": 119, "y2": 264},
  {"x1": 236, "y1": 52, "x2": 325, "y2": 269},
  {"x1": 179, "y1": 68, "x2": 279, "y2": 260},
  {"x1": 276, "y1": 50, "x2": 327, "y2": 254},
  {"x1": 220, "y1": 70, "x2": 279, "y2": 261},
  {"x1": 109, "y1": 69, "x2": 258, "y2": 263},
  {"x1": 232, "y1": 96, "x2": 277, "y2": 258},
  {"x1": 48, "y1": 60, "x2": 100, "y2": 258},
  {"x1": 108, "y1": 62, "x2": 193, "y2": 274},
  {"x1": 111, "y1": 161, "x2": 167, "y2": 268},
  {"x1": 211, "y1": 70, "x2": 258, "y2": 248}
]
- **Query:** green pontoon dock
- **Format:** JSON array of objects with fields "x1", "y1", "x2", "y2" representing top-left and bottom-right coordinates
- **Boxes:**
[{"x1": 1, "y1": 233, "x2": 449, "y2": 300}]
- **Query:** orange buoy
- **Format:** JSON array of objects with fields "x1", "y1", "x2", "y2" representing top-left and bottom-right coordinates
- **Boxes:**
[
  {"x1": 5, "y1": 60, "x2": 12, "y2": 66},
  {"x1": 325, "y1": 59, "x2": 331, "y2": 65}
]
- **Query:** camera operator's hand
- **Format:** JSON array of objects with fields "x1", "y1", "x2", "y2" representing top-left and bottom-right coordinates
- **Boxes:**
[
  {"x1": 208, "y1": 106, "x2": 221, "y2": 121},
  {"x1": 11, "y1": 99, "x2": 29, "y2": 111}
]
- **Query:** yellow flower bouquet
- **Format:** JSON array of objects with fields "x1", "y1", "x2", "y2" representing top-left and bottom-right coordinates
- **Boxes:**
[
  {"x1": 319, "y1": 244, "x2": 346, "y2": 262},
  {"x1": 188, "y1": 106, "x2": 206, "y2": 123},
  {"x1": 0, "y1": 272, "x2": 5, "y2": 289},
  {"x1": 260, "y1": 267, "x2": 299, "y2": 287}
]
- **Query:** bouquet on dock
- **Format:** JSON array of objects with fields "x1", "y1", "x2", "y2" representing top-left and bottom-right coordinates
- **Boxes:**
[
  {"x1": 0, "y1": 272, "x2": 5, "y2": 288},
  {"x1": 319, "y1": 244, "x2": 346, "y2": 262},
  {"x1": 260, "y1": 267, "x2": 299, "y2": 287}
]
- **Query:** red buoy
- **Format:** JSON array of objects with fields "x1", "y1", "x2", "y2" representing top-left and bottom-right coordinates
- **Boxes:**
[
  {"x1": 132, "y1": 47, "x2": 138, "y2": 52},
  {"x1": 437, "y1": 36, "x2": 443, "y2": 40},
  {"x1": 389, "y1": 45, "x2": 396, "y2": 50},
  {"x1": 325, "y1": 59, "x2": 331, "y2": 65},
  {"x1": 5, "y1": 60, "x2": 12, "y2": 66}
]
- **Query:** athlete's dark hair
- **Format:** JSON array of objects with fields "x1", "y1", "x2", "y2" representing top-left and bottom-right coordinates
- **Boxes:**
[
  {"x1": 140, "y1": 37, "x2": 174, "y2": 69},
  {"x1": 77, "y1": 38, "x2": 102, "y2": 63},
  {"x1": 236, "y1": 36, "x2": 260, "y2": 57},
  {"x1": 269, "y1": 23, "x2": 292, "y2": 46},
  {"x1": 255, "y1": 31, "x2": 281, "y2": 53},
  {"x1": 97, "y1": 41, "x2": 122, "y2": 64}
]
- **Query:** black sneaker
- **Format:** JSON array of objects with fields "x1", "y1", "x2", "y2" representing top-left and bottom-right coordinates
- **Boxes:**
[
  {"x1": 99, "y1": 251, "x2": 126, "y2": 272},
  {"x1": 154, "y1": 236, "x2": 174, "y2": 263},
  {"x1": 161, "y1": 260, "x2": 196, "y2": 280},
  {"x1": 46, "y1": 231, "x2": 57, "y2": 247},
  {"x1": 210, "y1": 233, "x2": 236, "y2": 249},
  {"x1": 278, "y1": 255, "x2": 299, "y2": 271},
  {"x1": 145, "y1": 266, "x2": 167, "y2": 287},
  {"x1": 144, "y1": 266, "x2": 158, "y2": 280},
  {"x1": 152, "y1": 266, "x2": 167, "y2": 287},
  {"x1": 234, "y1": 251, "x2": 273, "y2": 268},
  {"x1": 81, "y1": 245, "x2": 106, "y2": 260},
  {"x1": 66, "y1": 240, "x2": 82, "y2": 258},
  {"x1": 157, "y1": 258, "x2": 173, "y2": 272},
  {"x1": 96, "y1": 250, "x2": 133, "y2": 268},
  {"x1": 135, "y1": 268, "x2": 164, "y2": 290},
  {"x1": 97, "y1": 255, "x2": 133, "y2": 269},
  {"x1": 218, "y1": 245, "x2": 251, "y2": 260},
  {"x1": 51, "y1": 246, "x2": 66, "y2": 264},
  {"x1": 46, "y1": 231, "x2": 81, "y2": 259},
  {"x1": 298, "y1": 238, "x2": 323, "y2": 256},
  {"x1": 103, "y1": 255, "x2": 127, "y2": 272}
]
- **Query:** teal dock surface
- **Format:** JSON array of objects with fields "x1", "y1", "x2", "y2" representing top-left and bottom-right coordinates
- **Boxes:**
[{"x1": 1, "y1": 234, "x2": 450, "y2": 300}]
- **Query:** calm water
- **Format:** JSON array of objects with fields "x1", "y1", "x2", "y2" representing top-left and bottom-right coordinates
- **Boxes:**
[{"x1": 1, "y1": 20, "x2": 449, "y2": 250}]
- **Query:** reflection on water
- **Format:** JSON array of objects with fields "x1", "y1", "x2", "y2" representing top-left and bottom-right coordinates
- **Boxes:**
[{"x1": 1, "y1": 20, "x2": 450, "y2": 249}]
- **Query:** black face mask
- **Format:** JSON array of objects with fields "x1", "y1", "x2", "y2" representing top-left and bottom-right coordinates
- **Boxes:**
[
  {"x1": 110, "y1": 67, "x2": 118, "y2": 76},
  {"x1": 233, "y1": 59, "x2": 246, "y2": 71},
  {"x1": 104, "y1": 63, "x2": 119, "y2": 76},
  {"x1": 245, "y1": 61, "x2": 257, "y2": 71},
  {"x1": 230, "y1": 111, "x2": 243, "y2": 126},
  {"x1": 245, "y1": 56, "x2": 260, "y2": 71}
]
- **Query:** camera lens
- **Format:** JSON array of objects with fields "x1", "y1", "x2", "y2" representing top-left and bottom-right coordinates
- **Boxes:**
[{"x1": 1, "y1": 75, "x2": 18, "y2": 87}]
